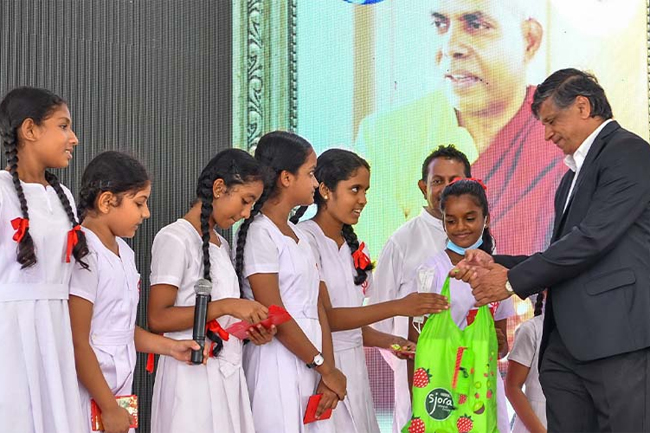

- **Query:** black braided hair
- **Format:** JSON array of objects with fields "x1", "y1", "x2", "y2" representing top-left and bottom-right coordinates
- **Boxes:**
[
  {"x1": 45, "y1": 171, "x2": 89, "y2": 269},
  {"x1": 0, "y1": 87, "x2": 89, "y2": 268},
  {"x1": 77, "y1": 151, "x2": 150, "y2": 223},
  {"x1": 534, "y1": 291, "x2": 545, "y2": 316},
  {"x1": 292, "y1": 148, "x2": 374, "y2": 285},
  {"x1": 235, "y1": 131, "x2": 313, "y2": 281},
  {"x1": 196, "y1": 149, "x2": 266, "y2": 355},
  {"x1": 440, "y1": 178, "x2": 496, "y2": 254}
]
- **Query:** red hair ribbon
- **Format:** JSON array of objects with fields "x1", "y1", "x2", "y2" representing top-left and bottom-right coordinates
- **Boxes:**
[
  {"x1": 448, "y1": 177, "x2": 488, "y2": 191},
  {"x1": 11, "y1": 217, "x2": 29, "y2": 242},
  {"x1": 65, "y1": 225, "x2": 82, "y2": 263},
  {"x1": 206, "y1": 319, "x2": 230, "y2": 357},
  {"x1": 146, "y1": 353, "x2": 155, "y2": 373},
  {"x1": 352, "y1": 242, "x2": 371, "y2": 270}
]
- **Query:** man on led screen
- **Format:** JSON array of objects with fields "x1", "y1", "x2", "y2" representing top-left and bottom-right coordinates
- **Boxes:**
[{"x1": 356, "y1": 0, "x2": 564, "y2": 259}]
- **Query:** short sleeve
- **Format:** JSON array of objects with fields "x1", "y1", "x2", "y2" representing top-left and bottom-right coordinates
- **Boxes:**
[
  {"x1": 494, "y1": 296, "x2": 515, "y2": 321},
  {"x1": 242, "y1": 222, "x2": 280, "y2": 277},
  {"x1": 508, "y1": 321, "x2": 537, "y2": 367},
  {"x1": 69, "y1": 251, "x2": 100, "y2": 303},
  {"x1": 301, "y1": 229, "x2": 325, "y2": 282},
  {"x1": 150, "y1": 229, "x2": 187, "y2": 287},
  {"x1": 368, "y1": 239, "x2": 405, "y2": 333}
]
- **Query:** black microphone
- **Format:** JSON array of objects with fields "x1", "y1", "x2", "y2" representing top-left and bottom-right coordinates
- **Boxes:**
[{"x1": 191, "y1": 278, "x2": 212, "y2": 364}]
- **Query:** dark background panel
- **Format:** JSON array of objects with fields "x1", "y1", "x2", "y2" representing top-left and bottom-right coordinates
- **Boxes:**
[{"x1": 0, "y1": 1, "x2": 232, "y2": 431}]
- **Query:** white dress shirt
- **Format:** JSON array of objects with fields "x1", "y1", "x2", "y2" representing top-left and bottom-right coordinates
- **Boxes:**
[{"x1": 563, "y1": 119, "x2": 614, "y2": 211}]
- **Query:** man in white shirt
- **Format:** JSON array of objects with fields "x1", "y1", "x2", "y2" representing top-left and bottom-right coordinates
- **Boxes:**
[{"x1": 369, "y1": 145, "x2": 471, "y2": 433}]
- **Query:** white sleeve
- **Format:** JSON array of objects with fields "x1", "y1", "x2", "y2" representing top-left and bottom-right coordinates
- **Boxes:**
[
  {"x1": 302, "y1": 229, "x2": 325, "y2": 282},
  {"x1": 242, "y1": 223, "x2": 280, "y2": 277},
  {"x1": 494, "y1": 296, "x2": 515, "y2": 321},
  {"x1": 508, "y1": 321, "x2": 537, "y2": 367},
  {"x1": 368, "y1": 239, "x2": 404, "y2": 333},
  {"x1": 150, "y1": 230, "x2": 187, "y2": 287},
  {"x1": 69, "y1": 251, "x2": 100, "y2": 303}
]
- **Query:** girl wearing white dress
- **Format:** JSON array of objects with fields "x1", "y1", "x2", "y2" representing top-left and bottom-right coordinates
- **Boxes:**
[
  {"x1": 68, "y1": 151, "x2": 205, "y2": 433},
  {"x1": 291, "y1": 149, "x2": 448, "y2": 433},
  {"x1": 0, "y1": 87, "x2": 88, "y2": 433},
  {"x1": 147, "y1": 149, "x2": 274, "y2": 433},
  {"x1": 235, "y1": 131, "x2": 347, "y2": 433},
  {"x1": 407, "y1": 178, "x2": 515, "y2": 433},
  {"x1": 506, "y1": 293, "x2": 547, "y2": 433}
]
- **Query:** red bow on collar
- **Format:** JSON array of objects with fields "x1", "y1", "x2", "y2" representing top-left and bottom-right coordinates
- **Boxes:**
[
  {"x1": 448, "y1": 177, "x2": 488, "y2": 191},
  {"x1": 352, "y1": 242, "x2": 371, "y2": 270},
  {"x1": 65, "y1": 225, "x2": 82, "y2": 263},
  {"x1": 11, "y1": 217, "x2": 29, "y2": 242},
  {"x1": 207, "y1": 319, "x2": 230, "y2": 357}
]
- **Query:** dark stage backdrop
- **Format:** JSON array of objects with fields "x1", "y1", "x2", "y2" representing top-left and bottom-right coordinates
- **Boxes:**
[{"x1": 0, "y1": 1, "x2": 232, "y2": 431}]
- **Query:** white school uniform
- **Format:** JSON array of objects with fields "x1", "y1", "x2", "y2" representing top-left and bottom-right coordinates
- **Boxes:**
[
  {"x1": 369, "y1": 208, "x2": 448, "y2": 432},
  {"x1": 508, "y1": 314, "x2": 546, "y2": 432},
  {"x1": 240, "y1": 214, "x2": 334, "y2": 433},
  {"x1": 0, "y1": 171, "x2": 85, "y2": 433},
  {"x1": 149, "y1": 219, "x2": 254, "y2": 433},
  {"x1": 69, "y1": 228, "x2": 140, "y2": 433},
  {"x1": 412, "y1": 250, "x2": 515, "y2": 433},
  {"x1": 299, "y1": 220, "x2": 380, "y2": 433}
]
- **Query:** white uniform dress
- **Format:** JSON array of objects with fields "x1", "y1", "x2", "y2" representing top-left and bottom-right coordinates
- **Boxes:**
[
  {"x1": 240, "y1": 214, "x2": 334, "y2": 433},
  {"x1": 413, "y1": 250, "x2": 515, "y2": 433},
  {"x1": 0, "y1": 171, "x2": 85, "y2": 433},
  {"x1": 149, "y1": 219, "x2": 254, "y2": 433},
  {"x1": 508, "y1": 315, "x2": 546, "y2": 432},
  {"x1": 299, "y1": 220, "x2": 380, "y2": 433},
  {"x1": 369, "y1": 208, "x2": 447, "y2": 432},
  {"x1": 69, "y1": 228, "x2": 140, "y2": 433}
]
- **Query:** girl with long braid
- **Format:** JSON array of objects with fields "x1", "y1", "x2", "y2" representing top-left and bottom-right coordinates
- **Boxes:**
[
  {"x1": 292, "y1": 149, "x2": 448, "y2": 433},
  {"x1": 0, "y1": 87, "x2": 88, "y2": 432},
  {"x1": 69, "y1": 151, "x2": 206, "y2": 433},
  {"x1": 147, "y1": 148, "x2": 274, "y2": 433},
  {"x1": 235, "y1": 131, "x2": 346, "y2": 433}
]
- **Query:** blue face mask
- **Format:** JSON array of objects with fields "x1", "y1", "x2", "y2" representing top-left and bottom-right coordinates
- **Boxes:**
[{"x1": 445, "y1": 217, "x2": 487, "y2": 256}]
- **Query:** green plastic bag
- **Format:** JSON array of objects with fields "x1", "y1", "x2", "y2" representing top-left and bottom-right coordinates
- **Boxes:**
[{"x1": 402, "y1": 276, "x2": 500, "y2": 433}]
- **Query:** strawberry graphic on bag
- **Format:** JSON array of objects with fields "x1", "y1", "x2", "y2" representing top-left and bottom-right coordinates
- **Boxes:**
[
  {"x1": 457, "y1": 414, "x2": 474, "y2": 433},
  {"x1": 458, "y1": 394, "x2": 468, "y2": 405},
  {"x1": 408, "y1": 416, "x2": 425, "y2": 433},
  {"x1": 413, "y1": 368, "x2": 432, "y2": 388}
]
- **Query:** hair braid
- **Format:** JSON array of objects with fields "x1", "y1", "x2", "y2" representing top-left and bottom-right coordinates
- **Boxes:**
[
  {"x1": 289, "y1": 205, "x2": 308, "y2": 225},
  {"x1": 44, "y1": 171, "x2": 89, "y2": 268},
  {"x1": 341, "y1": 223, "x2": 373, "y2": 285},
  {"x1": 4, "y1": 133, "x2": 36, "y2": 268},
  {"x1": 235, "y1": 186, "x2": 271, "y2": 282}
]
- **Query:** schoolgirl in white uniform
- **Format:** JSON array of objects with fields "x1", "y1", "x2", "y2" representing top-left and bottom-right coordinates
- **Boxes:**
[
  {"x1": 147, "y1": 149, "x2": 274, "y2": 433},
  {"x1": 0, "y1": 87, "x2": 87, "y2": 433},
  {"x1": 68, "y1": 151, "x2": 203, "y2": 433},
  {"x1": 292, "y1": 149, "x2": 448, "y2": 433},
  {"x1": 408, "y1": 178, "x2": 515, "y2": 433},
  {"x1": 235, "y1": 131, "x2": 347, "y2": 433}
]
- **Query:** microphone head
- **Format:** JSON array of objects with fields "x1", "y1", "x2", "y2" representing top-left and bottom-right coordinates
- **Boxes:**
[{"x1": 194, "y1": 278, "x2": 212, "y2": 295}]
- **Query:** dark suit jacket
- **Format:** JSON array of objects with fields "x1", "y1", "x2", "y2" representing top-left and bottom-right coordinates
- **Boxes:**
[{"x1": 495, "y1": 121, "x2": 650, "y2": 361}]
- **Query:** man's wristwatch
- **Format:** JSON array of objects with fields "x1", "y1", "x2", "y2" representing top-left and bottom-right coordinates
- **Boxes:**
[
  {"x1": 306, "y1": 352, "x2": 325, "y2": 369},
  {"x1": 505, "y1": 279, "x2": 515, "y2": 296}
]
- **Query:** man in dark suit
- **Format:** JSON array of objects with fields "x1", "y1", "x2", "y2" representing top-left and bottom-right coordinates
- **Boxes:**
[{"x1": 451, "y1": 68, "x2": 650, "y2": 431}]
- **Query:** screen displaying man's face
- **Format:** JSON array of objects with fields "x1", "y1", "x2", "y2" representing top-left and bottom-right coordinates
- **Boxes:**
[{"x1": 430, "y1": 0, "x2": 535, "y2": 116}]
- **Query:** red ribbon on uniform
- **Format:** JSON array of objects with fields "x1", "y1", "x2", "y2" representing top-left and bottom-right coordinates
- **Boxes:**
[
  {"x1": 352, "y1": 242, "x2": 371, "y2": 270},
  {"x1": 206, "y1": 319, "x2": 230, "y2": 357},
  {"x1": 11, "y1": 217, "x2": 29, "y2": 242},
  {"x1": 65, "y1": 225, "x2": 82, "y2": 263}
]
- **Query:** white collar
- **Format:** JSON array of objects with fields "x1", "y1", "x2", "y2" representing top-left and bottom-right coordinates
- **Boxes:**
[
  {"x1": 564, "y1": 119, "x2": 613, "y2": 173},
  {"x1": 419, "y1": 207, "x2": 444, "y2": 230}
]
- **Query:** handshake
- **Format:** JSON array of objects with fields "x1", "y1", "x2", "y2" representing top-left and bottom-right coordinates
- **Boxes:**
[{"x1": 448, "y1": 250, "x2": 515, "y2": 307}]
